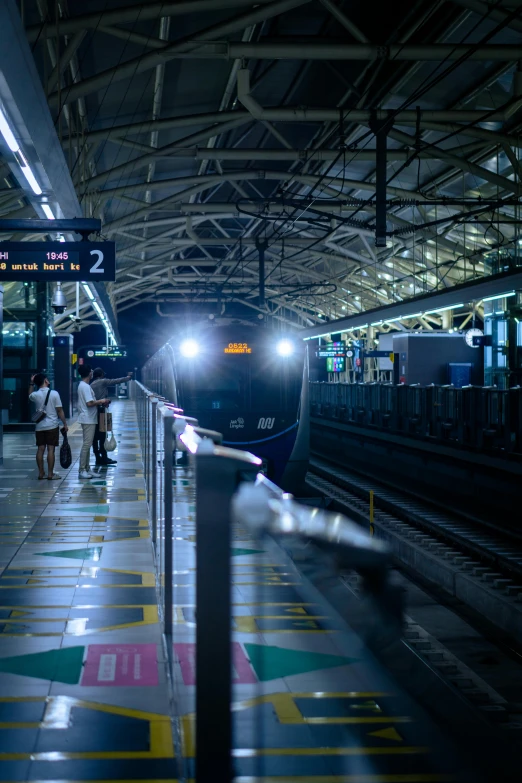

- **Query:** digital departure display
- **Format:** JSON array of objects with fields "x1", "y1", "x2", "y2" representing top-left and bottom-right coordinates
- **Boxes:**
[
  {"x1": 224, "y1": 342, "x2": 252, "y2": 354},
  {"x1": 327, "y1": 357, "x2": 345, "y2": 372},
  {"x1": 317, "y1": 341, "x2": 346, "y2": 358},
  {"x1": 0, "y1": 241, "x2": 116, "y2": 281}
]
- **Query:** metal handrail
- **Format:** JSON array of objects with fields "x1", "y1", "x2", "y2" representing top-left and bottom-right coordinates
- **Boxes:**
[{"x1": 232, "y1": 478, "x2": 390, "y2": 572}]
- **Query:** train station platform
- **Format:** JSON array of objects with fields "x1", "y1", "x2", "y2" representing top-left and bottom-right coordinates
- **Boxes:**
[{"x1": 0, "y1": 399, "x2": 485, "y2": 782}]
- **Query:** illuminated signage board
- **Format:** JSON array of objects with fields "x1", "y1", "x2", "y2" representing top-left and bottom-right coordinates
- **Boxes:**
[
  {"x1": 317, "y1": 341, "x2": 346, "y2": 358},
  {"x1": 326, "y1": 357, "x2": 345, "y2": 373},
  {"x1": 0, "y1": 242, "x2": 116, "y2": 281},
  {"x1": 224, "y1": 342, "x2": 252, "y2": 354},
  {"x1": 85, "y1": 346, "x2": 127, "y2": 358}
]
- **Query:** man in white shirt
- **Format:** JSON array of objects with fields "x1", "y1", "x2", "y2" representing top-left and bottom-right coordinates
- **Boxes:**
[
  {"x1": 77, "y1": 364, "x2": 110, "y2": 479},
  {"x1": 29, "y1": 372, "x2": 68, "y2": 481}
]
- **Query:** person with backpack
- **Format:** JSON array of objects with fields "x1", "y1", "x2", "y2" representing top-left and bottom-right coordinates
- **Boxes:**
[{"x1": 29, "y1": 372, "x2": 68, "y2": 480}]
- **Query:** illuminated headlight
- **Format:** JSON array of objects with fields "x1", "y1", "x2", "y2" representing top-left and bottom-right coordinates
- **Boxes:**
[
  {"x1": 180, "y1": 338, "x2": 200, "y2": 358},
  {"x1": 276, "y1": 339, "x2": 294, "y2": 357}
]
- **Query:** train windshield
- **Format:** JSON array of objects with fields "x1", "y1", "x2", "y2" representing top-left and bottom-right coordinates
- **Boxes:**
[{"x1": 178, "y1": 353, "x2": 300, "y2": 412}]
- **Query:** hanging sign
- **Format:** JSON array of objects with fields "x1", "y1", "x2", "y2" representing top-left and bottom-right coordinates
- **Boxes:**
[{"x1": 0, "y1": 242, "x2": 116, "y2": 281}]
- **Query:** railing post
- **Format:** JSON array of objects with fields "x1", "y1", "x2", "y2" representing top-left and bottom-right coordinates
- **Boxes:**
[
  {"x1": 151, "y1": 398, "x2": 158, "y2": 547},
  {"x1": 143, "y1": 394, "x2": 149, "y2": 502},
  {"x1": 194, "y1": 447, "x2": 258, "y2": 783},
  {"x1": 163, "y1": 415, "x2": 174, "y2": 641}
]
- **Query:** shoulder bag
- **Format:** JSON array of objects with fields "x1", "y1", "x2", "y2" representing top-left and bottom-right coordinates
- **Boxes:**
[{"x1": 32, "y1": 389, "x2": 51, "y2": 424}]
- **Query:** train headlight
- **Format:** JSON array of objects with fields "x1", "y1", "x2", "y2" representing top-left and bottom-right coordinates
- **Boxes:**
[
  {"x1": 180, "y1": 338, "x2": 200, "y2": 358},
  {"x1": 276, "y1": 338, "x2": 294, "y2": 357}
]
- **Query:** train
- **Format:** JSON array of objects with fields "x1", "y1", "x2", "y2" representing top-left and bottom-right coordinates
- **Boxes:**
[{"x1": 142, "y1": 325, "x2": 309, "y2": 492}]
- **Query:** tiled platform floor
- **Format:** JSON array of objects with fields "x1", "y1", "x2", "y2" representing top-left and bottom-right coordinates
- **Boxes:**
[
  {"x1": 0, "y1": 402, "x2": 176, "y2": 781},
  {"x1": 170, "y1": 466, "x2": 468, "y2": 782},
  {"x1": 0, "y1": 400, "x2": 467, "y2": 783}
]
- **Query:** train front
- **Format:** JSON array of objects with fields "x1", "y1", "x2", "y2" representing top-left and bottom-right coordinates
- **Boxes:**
[{"x1": 174, "y1": 328, "x2": 306, "y2": 486}]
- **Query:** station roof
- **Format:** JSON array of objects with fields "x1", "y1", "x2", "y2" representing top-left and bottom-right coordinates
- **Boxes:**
[{"x1": 2, "y1": 0, "x2": 522, "y2": 333}]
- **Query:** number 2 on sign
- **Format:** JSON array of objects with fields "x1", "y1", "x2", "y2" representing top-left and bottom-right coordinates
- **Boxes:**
[{"x1": 89, "y1": 249, "x2": 105, "y2": 274}]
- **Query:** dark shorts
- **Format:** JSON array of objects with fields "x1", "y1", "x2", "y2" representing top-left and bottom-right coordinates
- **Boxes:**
[{"x1": 35, "y1": 428, "x2": 59, "y2": 447}]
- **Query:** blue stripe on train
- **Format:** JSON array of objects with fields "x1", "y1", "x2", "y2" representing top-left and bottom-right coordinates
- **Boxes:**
[{"x1": 222, "y1": 421, "x2": 298, "y2": 446}]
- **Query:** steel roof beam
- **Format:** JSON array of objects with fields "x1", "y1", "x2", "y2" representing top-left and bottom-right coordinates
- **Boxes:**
[
  {"x1": 47, "y1": 0, "x2": 313, "y2": 107},
  {"x1": 84, "y1": 41, "x2": 522, "y2": 61},
  {"x1": 450, "y1": 0, "x2": 522, "y2": 34},
  {"x1": 26, "y1": 0, "x2": 278, "y2": 41}
]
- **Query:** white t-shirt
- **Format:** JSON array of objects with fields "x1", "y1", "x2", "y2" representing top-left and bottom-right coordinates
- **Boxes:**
[
  {"x1": 30, "y1": 388, "x2": 63, "y2": 431},
  {"x1": 77, "y1": 380, "x2": 97, "y2": 424}
]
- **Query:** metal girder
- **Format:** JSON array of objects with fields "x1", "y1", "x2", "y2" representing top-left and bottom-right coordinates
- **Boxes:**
[
  {"x1": 63, "y1": 111, "x2": 522, "y2": 148},
  {"x1": 47, "y1": 0, "x2": 313, "y2": 107},
  {"x1": 319, "y1": 0, "x2": 369, "y2": 43},
  {"x1": 236, "y1": 68, "x2": 522, "y2": 123},
  {"x1": 87, "y1": 170, "x2": 420, "y2": 203},
  {"x1": 301, "y1": 269, "x2": 522, "y2": 339},
  {"x1": 83, "y1": 117, "x2": 251, "y2": 189},
  {"x1": 80, "y1": 143, "x2": 494, "y2": 165},
  {"x1": 26, "y1": 0, "x2": 279, "y2": 41},
  {"x1": 450, "y1": 0, "x2": 522, "y2": 34},
  {"x1": 99, "y1": 42, "x2": 522, "y2": 61}
]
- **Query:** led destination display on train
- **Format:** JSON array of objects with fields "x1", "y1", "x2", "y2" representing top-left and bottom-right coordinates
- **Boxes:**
[
  {"x1": 224, "y1": 342, "x2": 252, "y2": 354},
  {"x1": 0, "y1": 241, "x2": 116, "y2": 281}
]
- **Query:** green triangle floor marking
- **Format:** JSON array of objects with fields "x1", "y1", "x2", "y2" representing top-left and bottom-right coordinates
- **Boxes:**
[
  {"x1": 36, "y1": 547, "x2": 103, "y2": 560},
  {"x1": 231, "y1": 548, "x2": 264, "y2": 556},
  {"x1": 244, "y1": 643, "x2": 357, "y2": 681},
  {"x1": 0, "y1": 646, "x2": 85, "y2": 684}
]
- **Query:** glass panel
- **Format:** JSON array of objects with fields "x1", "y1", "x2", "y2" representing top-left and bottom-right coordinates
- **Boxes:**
[
  {"x1": 2, "y1": 321, "x2": 35, "y2": 349},
  {"x1": 2, "y1": 281, "x2": 37, "y2": 309}
]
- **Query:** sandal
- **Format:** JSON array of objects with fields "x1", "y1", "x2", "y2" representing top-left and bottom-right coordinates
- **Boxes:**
[
  {"x1": 38, "y1": 476, "x2": 46, "y2": 480},
  {"x1": 47, "y1": 474, "x2": 62, "y2": 480}
]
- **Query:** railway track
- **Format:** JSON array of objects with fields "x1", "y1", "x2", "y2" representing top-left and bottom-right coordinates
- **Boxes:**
[
  {"x1": 306, "y1": 456, "x2": 522, "y2": 736},
  {"x1": 307, "y1": 456, "x2": 522, "y2": 645}
]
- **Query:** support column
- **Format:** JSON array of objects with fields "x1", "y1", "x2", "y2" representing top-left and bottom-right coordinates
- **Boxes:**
[
  {"x1": 255, "y1": 237, "x2": 268, "y2": 310},
  {"x1": 442, "y1": 309, "x2": 453, "y2": 331},
  {"x1": 53, "y1": 334, "x2": 73, "y2": 418},
  {"x1": 0, "y1": 285, "x2": 3, "y2": 465},
  {"x1": 369, "y1": 116, "x2": 390, "y2": 248}
]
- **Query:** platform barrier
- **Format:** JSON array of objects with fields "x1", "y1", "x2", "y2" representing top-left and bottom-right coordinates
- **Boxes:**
[
  {"x1": 311, "y1": 381, "x2": 522, "y2": 455},
  {"x1": 133, "y1": 380, "x2": 503, "y2": 783}
]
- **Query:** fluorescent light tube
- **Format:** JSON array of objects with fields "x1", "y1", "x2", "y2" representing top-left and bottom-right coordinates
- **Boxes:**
[
  {"x1": 20, "y1": 163, "x2": 42, "y2": 195},
  {"x1": 482, "y1": 291, "x2": 516, "y2": 302},
  {"x1": 0, "y1": 107, "x2": 19, "y2": 151},
  {"x1": 82, "y1": 283, "x2": 95, "y2": 301},
  {"x1": 92, "y1": 301, "x2": 104, "y2": 318},
  {"x1": 424, "y1": 303, "x2": 464, "y2": 315},
  {"x1": 41, "y1": 204, "x2": 55, "y2": 220}
]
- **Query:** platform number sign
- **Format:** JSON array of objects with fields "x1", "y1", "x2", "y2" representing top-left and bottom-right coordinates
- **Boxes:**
[
  {"x1": 89, "y1": 249, "x2": 106, "y2": 274},
  {"x1": 0, "y1": 241, "x2": 116, "y2": 281}
]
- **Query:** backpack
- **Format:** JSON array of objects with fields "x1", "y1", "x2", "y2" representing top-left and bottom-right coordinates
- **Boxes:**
[
  {"x1": 32, "y1": 388, "x2": 51, "y2": 424},
  {"x1": 60, "y1": 431, "x2": 72, "y2": 469}
]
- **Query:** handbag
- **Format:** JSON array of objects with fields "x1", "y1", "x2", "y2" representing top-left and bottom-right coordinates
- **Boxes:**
[
  {"x1": 99, "y1": 410, "x2": 112, "y2": 433},
  {"x1": 59, "y1": 430, "x2": 72, "y2": 469},
  {"x1": 32, "y1": 388, "x2": 51, "y2": 424},
  {"x1": 105, "y1": 431, "x2": 117, "y2": 452}
]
